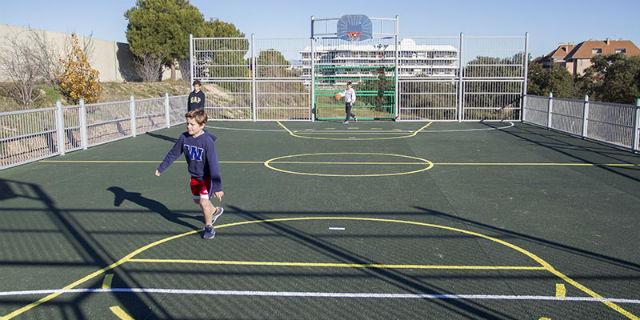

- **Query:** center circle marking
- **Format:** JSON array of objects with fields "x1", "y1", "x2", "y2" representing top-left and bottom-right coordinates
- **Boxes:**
[{"x1": 263, "y1": 153, "x2": 434, "y2": 177}]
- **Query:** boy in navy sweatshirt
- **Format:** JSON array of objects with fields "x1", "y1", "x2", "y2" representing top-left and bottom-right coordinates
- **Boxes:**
[
  {"x1": 187, "y1": 80, "x2": 205, "y2": 111},
  {"x1": 155, "y1": 109, "x2": 223, "y2": 239}
]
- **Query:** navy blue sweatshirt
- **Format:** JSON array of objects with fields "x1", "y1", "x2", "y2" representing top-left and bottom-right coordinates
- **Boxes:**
[
  {"x1": 187, "y1": 90, "x2": 205, "y2": 111},
  {"x1": 157, "y1": 130, "x2": 222, "y2": 192}
]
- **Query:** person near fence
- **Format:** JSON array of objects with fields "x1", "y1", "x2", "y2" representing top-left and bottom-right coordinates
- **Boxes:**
[
  {"x1": 343, "y1": 81, "x2": 357, "y2": 124},
  {"x1": 187, "y1": 80, "x2": 205, "y2": 111},
  {"x1": 155, "y1": 109, "x2": 224, "y2": 239}
]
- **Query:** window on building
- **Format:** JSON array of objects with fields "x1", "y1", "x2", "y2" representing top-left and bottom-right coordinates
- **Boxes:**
[
  {"x1": 615, "y1": 48, "x2": 626, "y2": 54},
  {"x1": 592, "y1": 48, "x2": 602, "y2": 55}
]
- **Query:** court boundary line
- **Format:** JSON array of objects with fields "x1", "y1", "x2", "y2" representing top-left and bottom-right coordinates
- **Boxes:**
[
  {"x1": 2, "y1": 217, "x2": 637, "y2": 320},
  {"x1": 127, "y1": 259, "x2": 546, "y2": 270},
  {"x1": 1, "y1": 288, "x2": 639, "y2": 305}
]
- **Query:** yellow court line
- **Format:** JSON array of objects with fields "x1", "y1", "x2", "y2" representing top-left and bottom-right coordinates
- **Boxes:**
[
  {"x1": 102, "y1": 274, "x2": 113, "y2": 289},
  {"x1": 556, "y1": 283, "x2": 567, "y2": 298},
  {"x1": 607, "y1": 164, "x2": 640, "y2": 167},
  {"x1": 39, "y1": 160, "x2": 640, "y2": 167},
  {"x1": 271, "y1": 161, "x2": 428, "y2": 165},
  {"x1": 290, "y1": 132, "x2": 414, "y2": 135},
  {"x1": 434, "y1": 163, "x2": 640, "y2": 167},
  {"x1": 109, "y1": 306, "x2": 135, "y2": 320},
  {"x1": 3, "y1": 217, "x2": 637, "y2": 320},
  {"x1": 40, "y1": 160, "x2": 264, "y2": 164},
  {"x1": 277, "y1": 121, "x2": 432, "y2": 141},
  {"x1": 1, "y1": 229, "x2": 198, "y2": 320},
  {"x1": 127, "y1": 259, "x2": 546, "y2": 271}
]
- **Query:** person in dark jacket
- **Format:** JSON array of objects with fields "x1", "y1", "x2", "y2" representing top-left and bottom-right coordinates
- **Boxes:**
[
  {"x1": 155, "y1": 109, "x2": 223, "y2": 239},
  {"x1": 187, "y1": 80, "x2": 206, "y2": 111}
]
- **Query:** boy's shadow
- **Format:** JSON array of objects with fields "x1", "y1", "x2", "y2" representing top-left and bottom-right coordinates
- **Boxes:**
[{"x1": 107, "y1": 187, "x2": 200, "y2": 230}]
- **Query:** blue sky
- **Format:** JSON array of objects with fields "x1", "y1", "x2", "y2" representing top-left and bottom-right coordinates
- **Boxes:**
[{"x1": 1, "y1": 0, "x2": 639, "y2": 57}]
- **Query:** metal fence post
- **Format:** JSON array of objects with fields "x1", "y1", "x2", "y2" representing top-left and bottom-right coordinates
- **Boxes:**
[
  {"x1": 394, "y1": 15, "x2": 400, "y2": 120},
  {"x1": 130, "y1": 95, "x2": 136, "y2": 137},
  {"x1": 79, "y1": 98, "x2": 88, "y2": 150},
  {"x1": 457, "y1": 33, "x2": 464, "y2": 122},
  {"x1": 310, "y1": 17, "x2": 316, "y2": 122},
  {"x1": 521, "y1": 32, "x2": 529, "y2": 122},
  {"x1": 582, "y1": 95, "x2": 589, "y2": 138},
  {"x1": 251, "y1": 33, "x2": 257, "y2": 122},
  {"x1": 55, "y1": 100, "x2": 65, "y2": 155},
  {"x1": 189, "y1": 34, "x2": 194, "y2": 90},
  {"x1": 633, "y1": 98, "x2": 640, "y2": 152},
  {"x1": 164, "y1": 93, "x2": 171, "y2": 128},
  {"x1": 547, "y1": 92, "x2": 553, "y2": 128}
]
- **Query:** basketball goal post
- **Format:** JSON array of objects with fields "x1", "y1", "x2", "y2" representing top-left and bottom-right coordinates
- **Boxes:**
[{"x1": 310, "y1": 15, "x2": 400, "y2": 121}]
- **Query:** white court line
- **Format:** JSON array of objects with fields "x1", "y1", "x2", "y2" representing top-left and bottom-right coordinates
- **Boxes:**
[
  {"x1": 420, "y1": 122, "x2": 514, "y2": 133},
  {"x1": 329, "y1": 227, "x2": 346, "y2": 231},
  {"x1": 0, "y1": 288, "x2": 638, "y2": 304}
]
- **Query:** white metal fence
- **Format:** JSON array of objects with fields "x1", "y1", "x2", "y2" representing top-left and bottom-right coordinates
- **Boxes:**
[
  {"x1": 191, "y1": 34, "x2": 527, "y2": 122},
  {"x1": 523, "y1": 94, "x2": 640, "y2": 152},
  {"x1": 0, "y1": 94, "x2": 188, "y2": 170},
  {"x1": 192, "y1": 36, "x2": 312, "y2": 121}
]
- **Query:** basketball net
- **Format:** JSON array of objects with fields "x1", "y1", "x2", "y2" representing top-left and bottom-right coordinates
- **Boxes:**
[{"x1": 346, "y1": 31, "x2": 362, "y2": 41}]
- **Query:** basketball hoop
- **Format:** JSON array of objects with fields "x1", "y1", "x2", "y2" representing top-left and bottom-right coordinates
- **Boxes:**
[
  {"x1": 346, "y1": 31, "x2": 362, "y2": 41},
  {"x1": 336, "y1": 15, "x2": 372, "y2": 41}
]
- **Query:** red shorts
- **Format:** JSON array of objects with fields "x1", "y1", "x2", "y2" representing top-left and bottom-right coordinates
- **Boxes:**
[{"x1": 190, "y1": 176, "x2": 213, "y2": 200}]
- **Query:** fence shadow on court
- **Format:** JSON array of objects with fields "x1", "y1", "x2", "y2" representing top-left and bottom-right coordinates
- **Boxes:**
[
  {"x1": 107, "y1": 186, "x2": 200, "y2": 230},
  {"x1": 226, "y1": 205, "x2": 521, "y2": 319},
  {"x1": 485, "y1": 122, "x2": 640, "y2": 184},
  {"x1": 0, "y1": 179, "x2": 175, "y2": 319}
]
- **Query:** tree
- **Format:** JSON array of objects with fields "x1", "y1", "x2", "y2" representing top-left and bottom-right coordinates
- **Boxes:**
[
  {"x1": 203, "y1": 19, "x2": 244, "y2": 37},
  {"x1": 527, "y1": 61, "x2": 577, "y2": 98},
  {"x1": 0, "y1": 28, "x2": 60, "y2": 107},
  {"x1": 57, "y1": 34, "x2": 101, "y2": 104},
  {"x1": 464, "y1": 54, "x2": 525, "y2": 116},
  {"x1": 125, "y1": 0, "x2": 206, "y2": 81},
  {"x1": 178, "y1": 19, "x2": 245, "y2": 82},
  {"x1": 578, "y1": 54, "x2": 640, "y2": 104},
  {"x1": 256, "y1": 49, "x2": 300, "y2": 78}
]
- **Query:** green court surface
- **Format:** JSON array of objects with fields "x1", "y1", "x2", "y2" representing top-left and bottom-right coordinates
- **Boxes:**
[{"x1": 0, "y1": 121, "x2": 639, "y2": 319}]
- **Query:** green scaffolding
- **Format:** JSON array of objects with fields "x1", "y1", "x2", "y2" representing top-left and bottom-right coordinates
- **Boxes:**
[{"x1": 314, "y1": 65, "x2": 396, "y2": 121}]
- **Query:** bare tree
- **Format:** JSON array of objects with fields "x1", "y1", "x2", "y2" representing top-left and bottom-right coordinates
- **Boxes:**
[
  {"x1": 0, "y1": 30, "x2": 50, "y2": 107},
  {"x1": 28, "y1": 28, "x2": 62, "y2": 86},
  {"x1": 134, "y1": 54, "x2": 163, "y2": 82}
]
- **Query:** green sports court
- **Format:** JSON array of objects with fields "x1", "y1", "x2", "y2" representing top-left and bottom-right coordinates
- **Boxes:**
[{"x1": 1, "y1": 120, "x2": 639, "y2": 319}]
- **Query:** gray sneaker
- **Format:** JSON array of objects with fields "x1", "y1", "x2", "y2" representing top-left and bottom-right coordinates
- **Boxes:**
[
  {"x1": 212, "y1": 207, "x2": 224, "y2": 224},
  {"x1": 203, "y1": 225, "x2": 216, "y2": 239}
]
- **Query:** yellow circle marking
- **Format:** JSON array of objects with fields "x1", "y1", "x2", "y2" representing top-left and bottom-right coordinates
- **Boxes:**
[
  {"x1": 2, "y1": 217, "x2": 637, "y2": 320},
  {"x1": 277, "y1": 121, "x2": 432, "y2": 141},
  {"x1": 263, "y1": 153, "x2": 434, "y2": 177},
  {"x1": 109, "y1": 306, "x2": 134, "y2": 320}
]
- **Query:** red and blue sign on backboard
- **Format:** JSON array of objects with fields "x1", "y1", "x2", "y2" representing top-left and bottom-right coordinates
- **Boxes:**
[{"x1": 337, "y1": 15, "x2": 373, "y2": 41}]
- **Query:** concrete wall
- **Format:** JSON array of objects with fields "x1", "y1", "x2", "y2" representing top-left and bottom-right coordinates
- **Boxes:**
[{"x1": 0, "y1": 24, "x2": 182, "y2": 82}]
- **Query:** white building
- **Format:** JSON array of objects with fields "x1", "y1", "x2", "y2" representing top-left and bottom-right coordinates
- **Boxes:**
[{"x1": 301, "y1": 39, "x2": 458, "y2": 78}]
